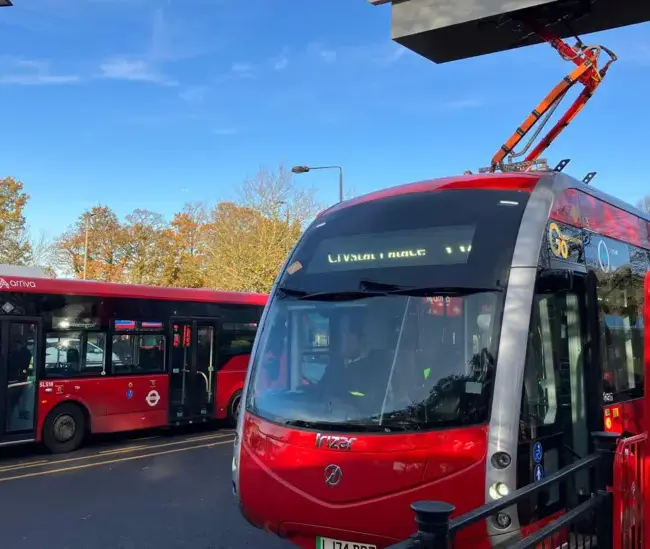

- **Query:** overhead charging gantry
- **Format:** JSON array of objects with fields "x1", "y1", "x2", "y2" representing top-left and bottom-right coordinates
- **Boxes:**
[{"x1": 370, "y1": 0, "x2": 635, "y2": 182}]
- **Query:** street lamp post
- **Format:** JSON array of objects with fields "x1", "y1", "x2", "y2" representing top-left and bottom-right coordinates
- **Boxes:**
[
  {"x1": 291, "y1": 165, "x2": 344, "y2": 203},
  {"x1": 83, "y1": 212, "x2": 95, "y2": 280},
  {"x1": 275, "y1": 200, "x2": 290, "y2": 224}
]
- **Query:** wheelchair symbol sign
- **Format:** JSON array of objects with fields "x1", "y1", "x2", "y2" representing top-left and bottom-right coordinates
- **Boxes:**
[{"x1": 533, "y1": 441, "x2": 543, "y2": 464}]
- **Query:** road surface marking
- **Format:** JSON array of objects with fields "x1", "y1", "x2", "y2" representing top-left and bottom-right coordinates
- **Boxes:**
[
  {"x1": 98, "y1": 445, "x2": 149, "y2": 455},
  {"x1": 0, "y1": 439, "x2": 232, "y2": 483},
  {"x1": 0, "y1": 432, "x2": 234, "y2": 473},
  {"x1": 0, "y1": 459, "x2": 49, "y2": 472}
]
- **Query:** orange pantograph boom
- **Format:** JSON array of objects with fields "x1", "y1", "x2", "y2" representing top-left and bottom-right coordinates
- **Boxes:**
[{"x1": 490, "y1": 21, "x2": 617, "y2": 172}]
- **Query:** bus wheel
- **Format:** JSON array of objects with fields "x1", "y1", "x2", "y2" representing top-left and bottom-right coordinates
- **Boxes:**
[
  {"x1": 227, "y1": 390, "x2": 242, "y2": 427},
  {"x1": 43, "y1": 403, "x2": 86, "y2": 454}
]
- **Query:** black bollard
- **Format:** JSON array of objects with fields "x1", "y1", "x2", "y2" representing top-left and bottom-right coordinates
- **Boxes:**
[{"x1": 411, "y1": 501, "x2": 455, "y2": 549}]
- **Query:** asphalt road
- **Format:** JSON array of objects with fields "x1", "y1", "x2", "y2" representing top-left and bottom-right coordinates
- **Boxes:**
[{"x1": 0, "y1": 426, "x2": 292, "y2": 549}]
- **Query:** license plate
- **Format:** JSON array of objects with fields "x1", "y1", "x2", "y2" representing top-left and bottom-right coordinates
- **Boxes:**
[{"x1": 317, "y1": 536, "x2": 377, "y2": 549}]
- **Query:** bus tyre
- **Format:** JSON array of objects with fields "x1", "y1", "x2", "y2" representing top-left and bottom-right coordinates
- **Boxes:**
[
  {"x1": 227, "y1": 390, "x2": 242, "y2": 427},
  {"x1": 43, "y1": 403, "x2": 86, "y2": 454}
]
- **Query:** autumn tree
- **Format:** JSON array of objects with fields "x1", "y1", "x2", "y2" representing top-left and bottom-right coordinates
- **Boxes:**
[
  {"x1": 637, "y1": 196, "x2": 650, "y2": 214},
  {"x1": 0, "y1": 177, "x2": 32, "y2": 265},
  {"x1": 123, "y1": 209, "x2": 168, "y2": 285},
  {"x1": 28, "y1": 230, "x2": 57, "y2": 276},
  {"x1": 161, "y1": 202, "x2": 210, "y2": 288},
  {"x1": 206, "y1": 164, "x2": 322, "y2": 293},
  {"x1": 55, "y1": 206, "x2": 127, "y2": 281}
]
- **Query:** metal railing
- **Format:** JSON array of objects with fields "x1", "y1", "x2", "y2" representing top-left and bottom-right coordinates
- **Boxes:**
[
  {"x1": 614, "y1": 432, "x2": 647, "y2": 549},
  {"x1": 387, "y1": 433, "x2": 619, "y2": 549}
]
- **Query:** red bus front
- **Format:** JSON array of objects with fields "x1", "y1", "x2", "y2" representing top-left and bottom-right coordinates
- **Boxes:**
[{"x1": 234, "y1": 180, "x2": 538, "y2": 549}]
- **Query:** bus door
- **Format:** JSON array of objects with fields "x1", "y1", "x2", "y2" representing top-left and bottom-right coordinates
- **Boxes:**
[
  {"x1": 517, "y1": 270, "x2": 595, "y2": 525},
  {"x1": 0, "y1": 317, "x2": 41, "y2": 443},
  {"x1": 169, "y1": 319, "x2": 217, "y2": 421}
]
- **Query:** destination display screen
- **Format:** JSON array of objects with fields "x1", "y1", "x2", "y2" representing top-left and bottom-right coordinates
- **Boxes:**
[{"x1": 306, "y1": 225, "x2": 476, "y2": 273}]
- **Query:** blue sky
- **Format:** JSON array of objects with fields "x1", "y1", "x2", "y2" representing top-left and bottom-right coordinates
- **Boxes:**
[{"x1": 0, "y1": 0, "x2": 649, "y2": 238}]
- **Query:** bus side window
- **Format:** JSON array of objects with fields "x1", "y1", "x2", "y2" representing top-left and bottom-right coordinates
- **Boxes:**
[
  {"x1": 112, "y1": 320, "x2": 166, "y2": 375},
  {"x1": 518, "y1": 290, "x2": 587, "y2": 514},
  {"x1": 85, "y1": 333, "x2": 107, "y2": 375},
  {"x1": 111, "y1": 334, "x2": 166, "y2": 374},
  {"x1": 520, "y1": 295, "x2": 558, "y2": 440},
  {"x1": 597, "y1": 266, "x2": 645, "y2": 400},
  {"x1": 219, "y1": 322, "x2": 258, "y2": 369},
  {"x1": 43, "y1": 331, "x2": 109, "y2": 378},
  {"x1": 520, "y1": 290, "x2": 586, "y2": 444}
]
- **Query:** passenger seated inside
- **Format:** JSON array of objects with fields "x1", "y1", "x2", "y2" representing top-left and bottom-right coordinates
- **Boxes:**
[{"x1": 66, "y1": 348, "x2": 81, "y2": 373}]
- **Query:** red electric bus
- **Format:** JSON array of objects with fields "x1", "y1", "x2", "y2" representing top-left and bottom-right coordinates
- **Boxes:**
[
  {"x1": 233, "y1": 171, "x2": 649, "y2": 549},
  {"x1": 0, "y1": 275, "x2": 267, "y2": 453}
]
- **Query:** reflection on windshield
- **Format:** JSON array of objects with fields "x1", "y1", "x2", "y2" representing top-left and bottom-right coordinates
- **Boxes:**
[{"x1": 246, "y1": 291, "x2": 500, "y2": 433}]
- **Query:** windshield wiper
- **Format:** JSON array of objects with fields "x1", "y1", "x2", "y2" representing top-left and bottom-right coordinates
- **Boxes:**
[
  {"x1": 359, "y1": 279, "x2": 403, "y2": 293},
  {"x1": 277, "y1": 285, "x2": 386, "y2": 302},
  {"x1": 359, "y1": 279, "x2": 503, "y2": 297},
  {"x1": 276, "y1": 286, "x2": 309, "y2": 298},
  {"x1": 283, "y1": 419, "x2": 384, "y2": 433}
]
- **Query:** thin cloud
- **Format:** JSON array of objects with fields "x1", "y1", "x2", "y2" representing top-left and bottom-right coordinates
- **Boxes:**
[
  {"x1": 99, "y1": 58, "x2": 177, "y2": 86},
  {"x1": 307, "y1": 42, "x2": 337, "y2": 64},
  {"x1": 320, "y1": 50, "x2": 337, "y2": 63},
  {"x1": 392, "y1": 96, "x2": 485, "y2": 117},
  {"x1": 372, "y1": 45, "x2": 406, "y2": 65},
  {"x1": 230, "y1": 62, "x2": 255, "y2": 79},
  {"x1": 149, "y1": 7, "x2": 221, "y2": 63},
  {"x1": 268, "y1": 47, "x2": 289, "y2": 71},
  {"x1": 97, "y1": 7, "x2": 217, "y2": 89},
  {"x1": 306, "y1": 41, "x2": 408, "y2": 67},
  {"x1": 179, "y1": 86, "x2": 208, "y2": 104},
  {"x1": 0, "y1": 74, "x2": 79, "y2": 85},
  {"x1": 0, "y1": 58, "x2": 79, "y2": 86},
  {"x1": 272, "y1": 52, "x2": 289, "y2": 70}
]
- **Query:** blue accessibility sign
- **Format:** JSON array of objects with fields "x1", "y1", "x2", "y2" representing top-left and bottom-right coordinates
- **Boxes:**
[
  {"x1": 126, "y1": 389, "x2": 134, "y2": 399},
  {"x1": 534, "y1": 464, "x2": 544, "y2": 482},
  {"x1": 532, "y1": 441, "x2": 543, "y2": 464}
]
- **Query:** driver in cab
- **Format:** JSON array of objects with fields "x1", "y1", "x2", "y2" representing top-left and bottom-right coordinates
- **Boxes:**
[{"x1": 320, "y1": 306, "x2": 401, "y2": 410}]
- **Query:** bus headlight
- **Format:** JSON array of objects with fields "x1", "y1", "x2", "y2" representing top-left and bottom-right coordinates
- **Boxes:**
[{"x1": 489, "y1": 482, "x2": 509, "y2": 500}]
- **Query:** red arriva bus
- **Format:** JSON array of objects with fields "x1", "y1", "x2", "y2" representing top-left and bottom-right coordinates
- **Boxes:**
[
  {"x1": 0, "y1": 276, "x2": 267, "y2": 453},
  {"x1": 233, "y1": 172, "x2": 649, "y2": 549}
]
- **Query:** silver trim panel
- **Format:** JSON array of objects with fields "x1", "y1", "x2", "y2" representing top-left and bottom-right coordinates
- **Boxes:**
[{"x1": 485, "y1": 175, "x2": 555, "y2": 540}]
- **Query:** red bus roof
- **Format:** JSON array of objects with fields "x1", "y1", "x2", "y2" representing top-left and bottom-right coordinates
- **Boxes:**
[
  {"x1": 318, "y1": 173, "x2": 542, "y2": 217},
  {"x1": 0, "y1": 276, "x2": 268, "y2": 306}
]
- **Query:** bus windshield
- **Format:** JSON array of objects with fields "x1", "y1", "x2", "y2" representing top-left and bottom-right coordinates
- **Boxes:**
[{"x1": 246, "y1": 189, "x2": 531, "y2": 433}]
